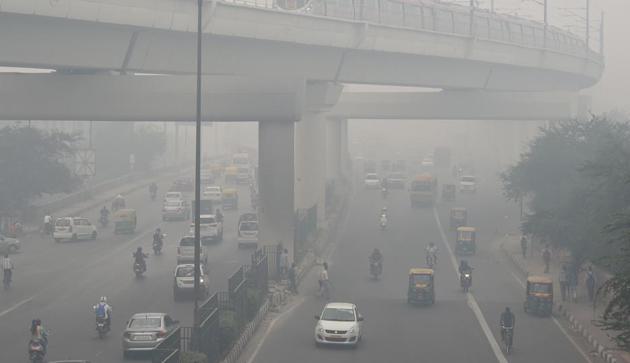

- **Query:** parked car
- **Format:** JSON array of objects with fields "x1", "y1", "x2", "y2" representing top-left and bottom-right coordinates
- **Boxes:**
[
  {"x1": 188, "y1": 215, "x2": 223, "y2": 244},
  {"x1": 173, "y1": 264, "x2": 209, "y2": 300},
  {"x1": 122, "y1": 313, "x2": 179, "y2": 357},
  {"x1": 162, "y1": 200, "x2": 190, "y2": 221},
  {"x1": 0, "y1": 233, "x2": 20, "y2": 254},
  {"x1": 314, "y1": 302, "x2": 364, "y2": 347},
  {"x1": 53, "y1": 217, "x2": 97, "y2": 242},
  {"x1": 177, "y1": 236, "x2": 208, "y2": 265}
]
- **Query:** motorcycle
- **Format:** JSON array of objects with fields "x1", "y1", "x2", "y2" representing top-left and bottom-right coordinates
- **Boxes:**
[
  {"x1": 502, "y1": 325, "x2": 514, "y2": 354},
  {"x1": 426, "y1": 253, "x2": 437, "y2": 269},
  {"x1": 96, "y1": 317, "x2": 110, "y2": 339},
  {"x1": 370, "y1": 261, "x2": 382, "y2": 280},
  {"x1": 460, "y1": 271, "x2": 472, "y2": 292},
  {"x1": 134, "y1": 262, "x2": 145, "y2": 277},
  {"x1": 28, "y1": 339, "x2": 45, "y2": 363},
  {"x1": 153, "y1": 240, "x2": 163, "y2": 255},
  {"x1": 99, "y1": 214, "x2": 109, "y2": 228},
  {"x1": 379, "y1": 215, "x2": 387, "y2": 231}
]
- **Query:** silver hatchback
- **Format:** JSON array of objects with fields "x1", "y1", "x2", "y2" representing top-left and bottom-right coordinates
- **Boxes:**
[{"x1": 122, "y1": 313, "x2": 179, "y2": 357}]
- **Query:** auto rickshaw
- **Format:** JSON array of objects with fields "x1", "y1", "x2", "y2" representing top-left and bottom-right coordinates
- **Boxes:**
[
  {"x1": 442, "y1": 184, "x2": 456, "y2": 202},
  {"x1": 407, "y1": 268, "x2": 435, "y2": 305},
  {"x1": 222, "y1": 188, "x2": 239, "y2": 210},
  {"x1": 113, "y1": 209, "x2": 137, "y2": 234},
  {"x1": 455, "y1": 226, "x2": 476, "y2": 255},
  {"x1": 449, "y1": 207, "x2": 467, "y2": 230},
  {"x1": 524, "y1": 275, "x2": 553, "y2": 316},
  {"x1": 224, "y1": 165, "x2": 238, "y2": 184},
  {"x1": 111, "y1": 195, "x2": 126, "y2": 213}
]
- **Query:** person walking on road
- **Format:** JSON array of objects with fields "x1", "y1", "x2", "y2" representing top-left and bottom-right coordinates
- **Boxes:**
[
  {"x1": 542, "y1": 245, "x2": 551, "y2": 273},
  {"x1": 288, "y1": 263, "x2": 298, "y2": 294},
  {"x1": 318, "y1": 262, "x2": 330, "y2": 300},
  {"x1": 585, "y1": 266, "x2": 596, "y2": 302},
  {"x1": 559, "y1": 265, "x2": 568, "y2": 302},
  {"x1": 520, "y1": 235, "x2": 528, "y2": 259},
  {"x1": 2, "y1": 254, "x2": 14, "y2": 288}
]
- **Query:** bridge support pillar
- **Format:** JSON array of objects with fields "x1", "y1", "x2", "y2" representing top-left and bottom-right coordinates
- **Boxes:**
[{"x1": 258, "y1": 121, "x2": 295, "y2": 260}]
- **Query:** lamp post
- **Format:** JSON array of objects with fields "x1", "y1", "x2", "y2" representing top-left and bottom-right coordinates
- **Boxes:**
[{"x1": 193, "y1": 0, "x2": 203, "y2": 349}]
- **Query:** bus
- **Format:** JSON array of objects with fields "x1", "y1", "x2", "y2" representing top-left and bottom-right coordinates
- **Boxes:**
[{"x1": 409, "y1": 174, "x2": 437, "y2": 207}]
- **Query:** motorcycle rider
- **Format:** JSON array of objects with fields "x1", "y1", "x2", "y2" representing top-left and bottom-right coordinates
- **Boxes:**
[
  {"x1": 500, "y1": 307, "x2": 515, "y2": 343},
  {"x1": 133, "y1": 247, "x2": 149, "y2": 272},
  {"x1": 215, "y1": 208, "x2": 224, "y2": 223},
  {"x1": 459, "y1": 260, "x2": 473, "y2": 285},
  {"x1": 152, "y1": 228, "x2": 164, "y2": 251},
  {"x1": 369, "y1": 248, "x2": 384, "y2": 275},
  {"x1": 30, "y1": 319, "x2": 48, "y2": 355},
  {"x1": 425, "y1": 242, "x2": 438, "y2": 265},
  {"x1": 2, "y1": 253, "x2": 14, "y2": 287},
  {"x1": 93, "y1": 296, "x2": 113, "y2": 330},
  {"x1": 100, "y1": 206, "x2": 110, "y2": 224},
  {"x1": 149, "y1": 182, "x2": 158, "y2": 200}
]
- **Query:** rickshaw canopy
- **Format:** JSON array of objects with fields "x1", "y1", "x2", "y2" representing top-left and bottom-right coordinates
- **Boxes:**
[{"x1": 113, "y1": 208, "x2": 136, "y2": 219}]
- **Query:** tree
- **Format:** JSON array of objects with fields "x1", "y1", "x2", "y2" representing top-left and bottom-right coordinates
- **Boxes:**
[{"x1": 0, "y1": 126, "x2": 81, "y2": 214}]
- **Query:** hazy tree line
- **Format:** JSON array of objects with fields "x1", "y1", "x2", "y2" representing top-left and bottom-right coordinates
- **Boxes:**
[{"x1": 502, "y1": 115, "x2": 630, "y2": 348}]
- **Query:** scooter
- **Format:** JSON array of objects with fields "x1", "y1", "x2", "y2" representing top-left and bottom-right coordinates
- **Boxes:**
[
  {"x1": 426, "y1": 253, "x2": 437, "y2": 269},
  {"x1": 370, "y1": 261, "x2": 382, "y2": 280},
  {"x1": 461, "y1": 271, "x2": 472, "y2": 292},
  {"x1": 96, "y1": 317, "x2": 110, "y2": 339},
  {"x1": 379, "y1": 215, "x2": 388, "y2": 231},
  {"x1": 153, "y1": 240, "x2": 163, "y2": 255},
  {"x1": 99, "y1": 214, "x2": 109, "y2": 228},
  {"x1": 28, "y1": 339, "x2": 45, "y2": 363},
  {"x1": 134, "y1": 262, "x2": 145, "y2": 278}
]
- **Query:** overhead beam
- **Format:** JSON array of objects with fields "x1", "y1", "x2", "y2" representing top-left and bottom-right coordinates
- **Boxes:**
[
  {"x1": 329, "y1": 90, "x2": 583, "y2": 121},
  {"x1": 0, "y1": 74, "x2": 305, "y2": 122}
]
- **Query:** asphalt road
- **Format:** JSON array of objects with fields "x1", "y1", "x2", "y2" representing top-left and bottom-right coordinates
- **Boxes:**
[
  {"x1": 249, "y1": 166, "x2": 597, "y2": 363},
  {"x1": 0, "y1": 176, "x2": 256, "y2": 363}
]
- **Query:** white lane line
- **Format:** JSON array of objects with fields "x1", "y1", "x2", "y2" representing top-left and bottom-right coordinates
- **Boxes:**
[
  {"x1": 505, "y1": 259, "x2": 593, "y2": 363},
  {"x1": 246, "y1": 296, "x2": 305, "y2": 363},
  {"x1": 433, "y1": 207, "x2": 508, "y2": 363},
  {"x1": 0, "y1": 296, "x2": 34, "y2": 318}
]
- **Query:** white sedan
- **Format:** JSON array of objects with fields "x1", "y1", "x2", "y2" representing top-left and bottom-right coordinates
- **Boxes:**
[{"x1": 314, "y1": 302, "x2": 364, "y2": 347}]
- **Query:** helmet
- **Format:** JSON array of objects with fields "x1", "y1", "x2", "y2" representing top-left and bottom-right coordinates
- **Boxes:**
[{"x1": 100, "y1": 296, "x2": 107, "y2": 303}]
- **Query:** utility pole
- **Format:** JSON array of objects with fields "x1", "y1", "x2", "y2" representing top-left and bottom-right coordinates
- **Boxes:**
[
  {"x1": 599, "y1": 11, "x2": 604, "y2": 56},
  {"x1": 585, "y1": 0, "x2": 590, "y2": 50},
  {"x1": 543, "y1": 0, "x2": 548, "y2": 48},
  {"x1": 193, "y1": 0, "x2": 203, "y2": 350}
]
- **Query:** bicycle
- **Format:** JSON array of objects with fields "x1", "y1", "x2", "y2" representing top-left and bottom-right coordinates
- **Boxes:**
[{"x1": 501, "y1": 325, "x2": 514, "y2": 354}]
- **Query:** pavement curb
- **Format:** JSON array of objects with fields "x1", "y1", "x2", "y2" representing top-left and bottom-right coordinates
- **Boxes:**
[
  {"x1": 499, "y1": 238, "x2": 618, "y2": 363},
  {"x1": 221, "y1": 298, "x2": 271, "y2": 363}
]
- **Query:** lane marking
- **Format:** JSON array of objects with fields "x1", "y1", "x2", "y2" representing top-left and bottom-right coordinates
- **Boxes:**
[
  {"x1": 505, "y1": 258, "x2": 593, "y2": 363},
  {"x1": 246, "y1": 297, "x2": 305, "y2": 363},
  {"x1": 0, "y1": 296, "x2": 34, "y2": 318},
  {"x1": 433, "y1": 207, "x2": 508, "y2": 363}
]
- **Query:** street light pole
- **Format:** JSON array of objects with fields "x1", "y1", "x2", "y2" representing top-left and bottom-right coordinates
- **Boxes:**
[
  {"x1": 543, "y1": 0, "x2": 548, "y2": 48},
  {"x1": 585, "y1": 0, "x2": 590, "y2": 50},
  {"x1": 193, "y1": 0, "x2": 203, "y2": 348}
]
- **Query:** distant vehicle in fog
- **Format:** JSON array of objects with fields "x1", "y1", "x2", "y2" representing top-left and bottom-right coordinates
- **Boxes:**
[
  {"x1": 459, "y1": 175, "x2": 477, "y2": 193},
  {"x1": 387, "y1": 172, "x2": 406, "y2": 189},
  {"x1": 364, "y1": 173, "x2": 380, "y2": 189},
  {"x1": 409, "y1": 174, "x2": 437, "y2": 207}
]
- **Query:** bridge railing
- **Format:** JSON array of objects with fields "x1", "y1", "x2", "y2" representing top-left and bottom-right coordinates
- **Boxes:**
[{"x1": 224, "y1": 0, "x2": 602, "y2": 63}]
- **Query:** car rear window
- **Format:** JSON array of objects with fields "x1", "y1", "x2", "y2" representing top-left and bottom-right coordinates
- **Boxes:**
[
  {"x1": 239, "y1": 221, "x2": 258, "y2": 231},
  {"x1": 179, "y1": 237, "x2": 195, "y2": 246},
  {"x1": 129, "y1": 317, "x2": 162, "y2": 329}
]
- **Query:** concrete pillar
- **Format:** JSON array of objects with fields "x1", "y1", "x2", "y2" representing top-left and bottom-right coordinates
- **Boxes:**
[
  {"x1": 258, "y1": 121, "x2": 295, "y2": 259},
  {"x1": 326, "y1": 118, "x2": 342, "y2": 183},
  {"x1": 294, "y1": 111, "x2": 327, "y2": 225},
  {"x1": 339, "y1": 118, "x2": 351, "y2": 181}
]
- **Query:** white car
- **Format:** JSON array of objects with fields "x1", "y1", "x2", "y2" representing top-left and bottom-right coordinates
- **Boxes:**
[
  {"x1": 177, "y1": 236, "x2": 208, "y2": 265},
  {"x1": 460, "y1": 175, "x2": 477, "y2": 193},
  {"x1": 203, "y1": 186, "x2": 222, "y2": 203},
  {"x1": 237, "y1": 220, "x2": 259, "y2": 249},
  {"x1": 53, "y1": 217, "x2": 97, "y2": 242},
  {"x1": 164, "y1": 192, "x2": 183, "y2": 202},
  {"x1": 162, "y1": 199, "x2": 190, "y2": 221},
  {"x1": 0, "y1": 233, "x2": 20, "y2": 254},
  {"x1": 189, "y1": 215, "x2": 223, "y2": 244},
  {"x1": 364, "y1": 173, "x2": 380, "y2": 189},
  {"x1": 173, "y1": 264, "x2": 209, "y2": 300},
  {"x1": 314, "y1": 302, "x2": 364, "y2": 347}
]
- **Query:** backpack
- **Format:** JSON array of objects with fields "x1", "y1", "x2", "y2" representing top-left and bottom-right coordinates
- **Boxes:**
[{"x1": 95, "y1": 303, "x2": 107, "y2": 318}]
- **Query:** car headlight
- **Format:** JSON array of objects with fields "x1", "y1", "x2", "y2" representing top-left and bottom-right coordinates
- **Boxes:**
[
  {"x1": 348, "y1": 327, "x2": 355, "y2": 334},
  {"x1": 317, "y1": 326, "x2": 324, "y2": 334}
]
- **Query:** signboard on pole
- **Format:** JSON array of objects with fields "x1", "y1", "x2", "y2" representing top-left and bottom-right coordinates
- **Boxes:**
[{"x1": 75, "y1": 149, "x2": 96, "y2": 178}]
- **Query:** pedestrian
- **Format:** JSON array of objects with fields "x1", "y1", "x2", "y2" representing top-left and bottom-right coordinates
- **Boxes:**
[
  {"x1": 542, "y1": 245, "x2": 551, "y2": 273},
  {"x1": 43, "y1": 213, "x2": 53, "y2": 235},
  {"x1": 559, "y1": 265, "x2": 568, "y2": 302},
  {"x1": 585, "y1": 266, "x2": 596, "y2": 302},
  {"x1": 520, "y1": 235, "x2": 528, "y2": 259},
  {"x1": 2, "y1": 253, "x2": 14, "y2": 286},
  {"x1": 319, "y1": 262, "x2": 329, "y2": 299},
  {"x1": 288, "y1": 263, "x2": 298, "y2": 294},
  {"x1": 568, "y1": 264, "x2": 579, "y2": 302},
  {"x1": 279, "y1": 249, "x2": 289, "y2": 278}
]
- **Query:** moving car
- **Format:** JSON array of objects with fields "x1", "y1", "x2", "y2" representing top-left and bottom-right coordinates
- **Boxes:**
[
  {"x1": 173, "y1": 264, "x2": 209, "y2": 300},
  {"x1": 162, "y1": 199, "x2": 190, "y2": 221},
  {"x1": 237, "y1": 219, "x2": 259, "y2": 249},
  {"x1": 364, "y1": 173, "x2": 380, "y2": 189},
  {"x1": 122, "y1": 313, "x2": 179, "y2": 357},
  {"x1": 0, "y1": 233, "x2": 20, "y2": 254},
  {"x1": 53, "y1": 217, "x2": 97, "y2": 242},
  {"x1": 460, "y1": 175, "x2": 477, "y2": 193},
  {"x1": 314, "y1": 302, "x2": 364, "y2": 347},
  {"x1": 421, "y1": 156, "x2": 434, "y2": 168},
  {"x1": 203, "y1": 186, "x2": 222, "y2": 203},
  {"x1": 189, "y1": 214, "x2": 223, "y2": 244},
  {"x1": 387, "y1": 172, "x2": 406, "y2": 189},
  {"x1": 177, "y1": 236, "x2": 208, "y2": 265},
  {"x1": 163, "y1": 192, "x2": 183, "y2": 202}
]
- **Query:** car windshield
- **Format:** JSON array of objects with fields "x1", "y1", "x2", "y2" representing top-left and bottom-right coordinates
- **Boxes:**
[
  {"x1": 240, "y1": 221, "x2": 258, "y2": 231},
  {"x1": 180, "y1": 237, "x2": 195, "y2": 246},
  {"x1": 56, "y1": 219, "x2": 71, "y2": 226},
  {"x1": 412, "y1": 274, "x2": 432, "y2": 284},
  {"x1": 176, "y1": 266, "x2": 202, "y2": 277},
  {"x1": 321, "y1": 308, "x2": 355, "y2": 322},
  {"x1": 129, "y1": 317, "x2": 161, "y2": 329},
  {"x1": 530, "y1": 282, "x2": 552, "y2": 293},
  {"x1": 166, "y1": 193, "x2": 181, "y2": 199}
]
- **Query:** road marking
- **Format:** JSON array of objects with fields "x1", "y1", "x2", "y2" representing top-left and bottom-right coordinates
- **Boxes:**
[
  {"x1": 245, "y1": 296, "x2": 305, "y2": 363},
  {"x1": 505, "y1": 258, "x2": 593, "y2": 363},
  {"x1": 0, "y1": 296, "x2": 34, "y2": 318},
  {"x1": 433, "y1": 207, "x2": 508, "y2": 363}
]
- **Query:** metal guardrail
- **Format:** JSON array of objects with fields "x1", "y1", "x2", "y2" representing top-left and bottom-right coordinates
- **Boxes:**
[{"x1": 225, "y1": 0, "x2": 602, "y2": 63}]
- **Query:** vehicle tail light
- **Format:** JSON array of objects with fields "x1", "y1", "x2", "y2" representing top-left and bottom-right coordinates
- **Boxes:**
[{"x1": 157, "y1": 330, "x2": 167, "y2": 338}]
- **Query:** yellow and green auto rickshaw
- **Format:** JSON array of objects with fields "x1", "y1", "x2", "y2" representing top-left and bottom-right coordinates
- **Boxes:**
[
  {"x1": 113, "y1": 209, "x2": 137, "y2": 234},
  {"x1": 407, "y1": 268, "x2": 435, "y2": 305},
  {"x1": 449, "y1": 207, "x2": 467, "y2": 230},
  {"x1": 224, "y1": 165, "x2": 238, "y2": 184},
  {"x1": 524, "y1": 275, "x2": 553, "y2": 316},
  {"x1": 442, "y1": 184, "x2": 456, "y2": 202},
  {"x1": 455, "y1": 226, "x2": 476, "y2": 255},
  {"x1": 222, "y1": 188, "x2": 239, "y2": 210}
]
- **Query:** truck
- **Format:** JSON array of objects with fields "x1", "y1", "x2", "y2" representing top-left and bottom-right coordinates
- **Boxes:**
[{"x1": 409, "y1": 174, "x2": 437, "y2": 207}]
